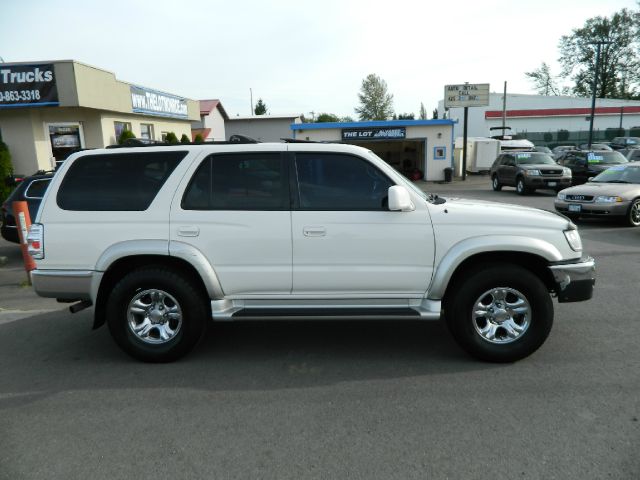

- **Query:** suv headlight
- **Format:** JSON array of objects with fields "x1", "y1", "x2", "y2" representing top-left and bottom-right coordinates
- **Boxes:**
[
  {"x1": 564, "y1": 229, "x2": 582, "y2": 252},
  {"x1": 525, "y1": 169, "x2": 541, "y2": 176},
  {"x1": 594, "y1": 195, "x2": 623, "y2": 203},
  {"x1": 563, "y1": 167, "x2": 572, "y2": 176}
]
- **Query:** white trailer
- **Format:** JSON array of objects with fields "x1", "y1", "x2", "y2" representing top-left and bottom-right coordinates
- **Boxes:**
[{"x1": 454, "y1": 137, "x2": 501, "y2": 174}]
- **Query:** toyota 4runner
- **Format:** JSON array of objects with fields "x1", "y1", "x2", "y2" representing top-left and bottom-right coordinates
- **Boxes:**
[{"x1": 27, "y1": 142, "x2": 595, "y2": 362}]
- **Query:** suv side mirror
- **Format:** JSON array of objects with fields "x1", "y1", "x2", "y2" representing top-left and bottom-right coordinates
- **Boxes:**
[{"x1": 388, "y1": 185, "x2": 415, "y2": 212}]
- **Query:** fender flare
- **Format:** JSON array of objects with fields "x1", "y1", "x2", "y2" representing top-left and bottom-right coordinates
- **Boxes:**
[{"x1": 427, "y1": 235, "x2": 563, "y2": 300}]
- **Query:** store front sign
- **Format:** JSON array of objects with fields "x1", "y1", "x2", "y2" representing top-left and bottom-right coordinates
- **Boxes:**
[
  {"x1": 130, "y1": 86, "x2": 188, "y2": 119},
  {"x1": 342, "y1": 127, "x2": 406, "y2": 141},
  {"x1": 0, "y1": 63, "x2": 59, "y2": 108}
]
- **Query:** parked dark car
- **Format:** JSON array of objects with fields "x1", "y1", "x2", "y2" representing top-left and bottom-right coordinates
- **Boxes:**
[
  {"x1": 534, "y1": 146, "x2": 552, "y2": 154},
  {"x1": 490, "y1": 151, "x2": 572, "y2": 195},
  {"x1": 610, "y1": 137, "x2": 640, "y2": 150},
  {"x1": 552, "y1": 145, "x2": 576, "y2": 160},
  {"x1": 620, "y1": 148, "x2": 640, "y2": 162},
  {"x1": 1, "y1": 172, "x2": 53, "y2": 243},
  {"x1": 556, "y1": 150, "x2": 628, "y2": 185}
]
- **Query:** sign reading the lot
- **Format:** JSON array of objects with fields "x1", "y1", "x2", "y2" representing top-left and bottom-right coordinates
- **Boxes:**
[
  {"x1": 130, "y1": 85, "x2": 188, "y2": 119},
  {"x1": 444, "y1": 83, "x2": 490, "y2": 108},
  {"x1": 342, "y1": 127, "x2": 406, "y2": 141},
  {"x1": 0, "y1": 63, "x2": 59, "y2": 108}
]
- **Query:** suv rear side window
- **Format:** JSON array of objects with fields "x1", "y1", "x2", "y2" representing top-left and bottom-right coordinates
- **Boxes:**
[
  {"x1": 24, "y1": 178, "x2": 51, "y2": 199},
  {"x1": 295, "y1": 153, "x2": 393, "y2": 210},
  {"x1": 57, "y1": 151, "x2": 186, "y2": 211},
  {"x1": 182, "y1": 153, "x2": 288, "y2": 210}
]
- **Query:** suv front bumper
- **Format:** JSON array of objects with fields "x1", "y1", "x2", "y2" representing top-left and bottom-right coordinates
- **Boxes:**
[{"x1": 548, "y1": 256, "x2": 595, "y2": 302}]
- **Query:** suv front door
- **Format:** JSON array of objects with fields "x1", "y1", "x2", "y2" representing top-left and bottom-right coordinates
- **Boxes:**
[{"x1": 290, "y1": 150, "x2": 435, "y2": 295}]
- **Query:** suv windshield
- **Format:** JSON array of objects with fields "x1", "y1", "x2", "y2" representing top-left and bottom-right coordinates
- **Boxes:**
[
  {"x1": 514, "y1": 152, "x2": 556, "y2": 165},
  {"x1": 585, "y1": 151, "x2": 628, "y2": 165},
  {"x1": 592, "y1": 165, "x2": 640, "y2": 184}
]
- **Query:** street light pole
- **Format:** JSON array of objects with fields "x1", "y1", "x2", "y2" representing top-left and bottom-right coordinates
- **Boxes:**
[{"x1": 587, "y1": 41, "x2": 613, "y2": 150}]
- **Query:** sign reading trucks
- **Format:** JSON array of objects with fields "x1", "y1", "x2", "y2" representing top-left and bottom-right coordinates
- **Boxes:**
[
  {"x1": 0, "y1": 63, "x2": 59, "y2": 108},
  {"x1": 130, "y1": 86, "x2": 188, "y2": 119}
]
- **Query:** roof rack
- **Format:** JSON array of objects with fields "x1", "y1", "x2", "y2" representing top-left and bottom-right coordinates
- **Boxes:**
[
  {"x1": 280, "y1": 138, "x2": 335, "y2": 143},
  {"x1": 106, "y1": 135, "x2": 261, "y2": 149}
]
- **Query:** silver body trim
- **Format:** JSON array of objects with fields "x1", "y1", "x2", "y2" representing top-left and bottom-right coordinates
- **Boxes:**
[
  {"x1": 31, "y1": 269, "x2": 95, "y2": 300},
  {"x1": 548, "y1": 256, "x2": 596, "y2": 291}
]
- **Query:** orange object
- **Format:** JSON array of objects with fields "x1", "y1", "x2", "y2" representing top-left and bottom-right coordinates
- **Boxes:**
[{"x1": 13, "y1": 200, "x2": 37, "y2": 278}]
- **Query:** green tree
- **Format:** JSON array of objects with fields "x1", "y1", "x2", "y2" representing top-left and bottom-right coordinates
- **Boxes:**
[
  {"x1": 354, "y1": 73, "x2": 394, "y2": 120},
  {"x1": 558, "y1": 8, "x2": 640, "y2": 98},
  {"x1": 180, "y1": 133, "x2": 191, "y2": 144},
  {"x1": 432, "y1": 109, "x2": 439, "y2": 120},
  {"x1": 525, "y1": 62, "x2": 563, "y2": 95},
  {"x1": 419, "y1": 102, "x2": 428, "y2": 120},
  {"x1": 117, "y1": 129, "x2": 136, "y2": 145},
  {"x1": 316, "y1": 113, "x2": 340, "y2": 123},
  {"x1": 164, "y1": 132, "x2": 179, "y2": 144},
  {"x1": 0, "y1": 141, "x2": 14, "y2": 203},
  {"x1": 397, "y1": 113, "x2": 415, "y2": 120},
  {"x1": 193, "y1": 133, "x2": 204, "y2": 144},
  {"x1": 254, "y1": 98, "x2": 267, "y2": 115},
  {"x1": 340, "y1": 115, "x2": 354, "y2": 122}
]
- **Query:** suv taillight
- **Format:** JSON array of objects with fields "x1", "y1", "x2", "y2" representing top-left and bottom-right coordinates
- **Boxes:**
[{"x1": 27, "y1": 223, "x2": 44, "y2": 259}]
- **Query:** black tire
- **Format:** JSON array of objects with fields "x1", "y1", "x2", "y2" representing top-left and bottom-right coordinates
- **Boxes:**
[
  {"x1": 491, "y1": 175, "x2": 502, "y2": 191},
  {"x1": 106, "y1": 267, "x2": 207, "y2": 362},
  {"x1": 626, "y1": 198, "x2": 640, "y2": 227},
  {"x1": 444, "y1": 264, "x2": 553, "y2": 363},
  {"x1": 516, "y1": 177, "x2": 528, "y2": 195}
]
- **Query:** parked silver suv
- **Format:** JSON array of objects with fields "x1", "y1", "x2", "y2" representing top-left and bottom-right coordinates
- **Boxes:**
[{"x1": 27, "y1": 143, "x2": 595, "y2": 363}]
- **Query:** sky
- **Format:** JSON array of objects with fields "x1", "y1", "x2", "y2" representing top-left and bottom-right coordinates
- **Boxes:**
[{"x1": 0, "y1": 0, "x2": 637, "y2": 118}]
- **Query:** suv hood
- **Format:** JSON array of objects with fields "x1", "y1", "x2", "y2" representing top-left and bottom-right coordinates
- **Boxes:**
[
  {"x1": 520, "y1": 164, "x2": 563, "y2": 170},
  {"x1": 432, "y1": 196, "x2": 570, "y2": 230}
]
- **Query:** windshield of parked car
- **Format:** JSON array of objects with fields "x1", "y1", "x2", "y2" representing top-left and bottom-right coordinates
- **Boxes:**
[
  {"x1": 514, "y1": 152, "x2": 556, "y2": 165},
  {"x1": 585, "y1": 151, "x2": 628, "y2": 165},
  {"x1": 592, "y1": 165, "x2": 640, "y2": 184}
]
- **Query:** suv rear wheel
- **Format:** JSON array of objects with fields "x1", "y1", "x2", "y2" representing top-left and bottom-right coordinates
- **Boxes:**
[
  {"x1": 444, "y1": 264, "x2": 553, "y2": 362},
  {"x1": 106, "y1": 267, "x2": 207, "y2": 362}
]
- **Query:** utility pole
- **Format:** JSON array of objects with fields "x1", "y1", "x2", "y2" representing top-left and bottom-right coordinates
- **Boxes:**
[
  {"x1": 587, "y1": 41, "x2": 613, "y2": 150},
  {"x1": 250, "y1": 88, "x2": 253, "y2": 116},
  {"x1": 501, "y1": 81, "x2": 507, "y2": 131}
]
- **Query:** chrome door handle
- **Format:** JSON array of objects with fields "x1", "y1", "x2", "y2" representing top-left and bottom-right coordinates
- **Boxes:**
[
  {"x1": 177, "y1": 226, "x2": 200, "y2": 237},
  {"x1": 303, "y1": 226, "x2": 326, "y2": 237}
]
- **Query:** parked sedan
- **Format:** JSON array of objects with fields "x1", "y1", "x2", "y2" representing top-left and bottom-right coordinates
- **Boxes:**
[
  {"x1": 556, "y1": 150, "x2": 628, "y2": 185},
  {"x1": 555, "y1": 161, "x2": 640, "y2": 226},
  {"x1": 490, "y1": 151, "x2": 572, "y2": 195},
  {"x1": 610, "y1": 136, "x2": 640, "y2": 150},
  {"x1": 621, "y1": 148, "x2": 640, "y2": 162},
  {"x1": 1, "y1": 172, "x2": 53, "y2": 243}
]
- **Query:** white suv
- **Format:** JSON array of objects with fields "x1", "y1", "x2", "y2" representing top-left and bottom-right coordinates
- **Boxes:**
[{"x1": 27, "y1": 142, "x2": 595, "y2": 362}]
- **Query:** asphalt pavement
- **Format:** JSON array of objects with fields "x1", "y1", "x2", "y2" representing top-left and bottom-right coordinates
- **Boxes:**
[{"x1": 0, "y1": 175, "x2": 638, "y2": 479}]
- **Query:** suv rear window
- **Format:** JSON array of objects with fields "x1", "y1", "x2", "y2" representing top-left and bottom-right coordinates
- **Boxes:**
[{"x1": 57, "y1": 151, "x2": 186, "y2": 211}]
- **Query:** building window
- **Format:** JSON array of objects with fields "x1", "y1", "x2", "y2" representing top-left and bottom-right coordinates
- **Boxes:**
[
  {"x1": 161, "y1": 132, "x2": 169, "y2": 142},
  {"x1": 114, "y1": 121, "x2": 132, "y2": 142},
  {"x1": 140, "y1": 123, "x2": 154, "y2": 140}
]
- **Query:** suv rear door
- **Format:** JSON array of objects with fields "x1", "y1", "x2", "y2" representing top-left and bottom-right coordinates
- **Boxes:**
[{"x1": 171, "y1": 148, "x2": 293, "y2": 295}]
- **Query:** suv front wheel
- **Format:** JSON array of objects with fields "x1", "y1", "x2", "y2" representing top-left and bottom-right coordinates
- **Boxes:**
[
  {"x1": 444, "y1": 264, "x2": 553, "y2": 362},
  {"x1": 491, "y1": 175, "x2": 502, "y2": 191},
  {"x1": 516, "y1": 177, "x2": 530, "y2": 195},
  {"x1": 106, "y1": 267, "x2": 207, "y2": 362}
]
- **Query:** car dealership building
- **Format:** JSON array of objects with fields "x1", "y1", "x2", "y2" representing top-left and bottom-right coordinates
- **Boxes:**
[
  {"x1": 0, "y1": 60, "x2": 199, "y2": 174},
  {"x1": 291, "y1": 119, "x2": 456, "y2": 181}
]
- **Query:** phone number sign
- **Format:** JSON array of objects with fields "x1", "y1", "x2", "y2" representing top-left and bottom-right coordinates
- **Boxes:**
[
  {"x1": 0, "y1": 63, "x2": 59, "y2": 108},
  {"x1": 444, "y1": 83, "x2": 490, "y2": 108}
]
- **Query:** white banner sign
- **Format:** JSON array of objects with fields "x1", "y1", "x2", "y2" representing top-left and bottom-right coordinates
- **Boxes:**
[{"x1": 444, "y1": 83, "x2": 490, "y2": 108}]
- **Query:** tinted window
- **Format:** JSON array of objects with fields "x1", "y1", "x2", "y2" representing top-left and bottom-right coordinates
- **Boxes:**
[
  {"x1": 295, "y1": 153, "x2": 393, "y2": 210},
  {"x1": 182, "y1": 153, "x2": 288, "y2": 210},
  {"x1": 24, "y1": 178, "x2": 51, "y2": 199},
  {"x1": 57, "y1": 151, "x2": 186, "y2": 211}
]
